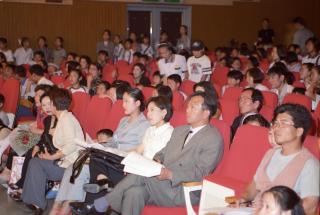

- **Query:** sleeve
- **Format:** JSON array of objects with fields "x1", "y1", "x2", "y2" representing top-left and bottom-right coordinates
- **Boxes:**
[
  {"x1": 297, "y1": 158, "x2": 320, "y2": 198},
  {"x1": 6, "y1": 50, "x2": 14, "y2": 62},
  {"x1": 170, "y1": 132, "x2": 223, "y2": 187},
  {"x1": 59, "y1": 118, "x2": 77, "y2": 156},
  {"x1": 181, "y1": 56, "x2": 187, "y2": 72},
  {"x1": 186, "y1": 58, "x2": 192, "y2": 75},
  {"x1": 202, "y1": 57, "x2": 212, "y2": 75}
]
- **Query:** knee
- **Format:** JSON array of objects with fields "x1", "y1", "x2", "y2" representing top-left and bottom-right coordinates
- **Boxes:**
[{"x1": 124, "y1": 186, "x2": 145, "y2": 200}]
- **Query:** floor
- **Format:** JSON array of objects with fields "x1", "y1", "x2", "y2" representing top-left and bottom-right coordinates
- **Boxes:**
[{"x1": 0, "y1": 185, "x2": 53, "y2": 215}]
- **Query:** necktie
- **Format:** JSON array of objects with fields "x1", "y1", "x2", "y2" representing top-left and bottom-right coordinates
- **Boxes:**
[{"x1": 182, "y1": 130, "x2": 193, "y2": 150}]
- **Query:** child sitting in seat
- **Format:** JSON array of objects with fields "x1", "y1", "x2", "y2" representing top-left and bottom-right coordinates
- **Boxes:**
[
  {"x1": 221, "y1": 70, "x2": 243, "y2": 95},
  {"x1": 0, "y1": 94, "x2": 9, "y2": 127},
  {"x1": 96, "y1": 129, "x2": 113, "y2": 144}
]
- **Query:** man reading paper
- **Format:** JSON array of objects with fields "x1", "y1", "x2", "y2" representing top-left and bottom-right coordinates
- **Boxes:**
[{"x1": 89, "y1": 91, "x2": 224, "y2": 215}]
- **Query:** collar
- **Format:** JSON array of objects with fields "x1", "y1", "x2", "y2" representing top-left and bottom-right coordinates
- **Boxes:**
[
  {"x1": 165, "y1": 54, "x2": 175, "y2": 64},
  {"x1": 189, "y1": 124, "x2": 207, "y2": 135},
  {"x1": 152, "y1": 122, "x2": 171, "y2": 133}
]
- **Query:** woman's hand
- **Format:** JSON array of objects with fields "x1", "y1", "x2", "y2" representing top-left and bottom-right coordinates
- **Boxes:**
[
  {"x1": 32, "y1": 146, "x2": 40, "y2": 157},
  {"x1": 38, "y1": 148, "x2": 55, "y2": 160}
]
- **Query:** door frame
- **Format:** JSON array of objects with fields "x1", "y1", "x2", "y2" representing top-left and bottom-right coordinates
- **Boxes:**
[{"x1": 127, "y1": 4, "x2": 192, "y2": 48}]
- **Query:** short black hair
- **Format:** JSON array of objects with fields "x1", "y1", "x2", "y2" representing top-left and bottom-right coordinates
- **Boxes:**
[
  {"x1": 273, "y1": 103, "x2": 312, "y2": 142},
  {"x1": 40, "y1": 93, "x2": 50, "y2": 103},
  {"x1": 67, "y1": 61, "x2": 80, "y2": 72},
  {"x1": 0, "y1": 94, "x2": 5, "y2": 105},
  {"x1": 286, "y1": 51, "x2": 298, "y2": 64},
  {"x1": 97, "y1": 129, "x2": 113, "y2": 138},
  {"x1": 147, "y1": 96, "x2": 173, "y2": 122},
  {"x1": 115, "y1": 84, "x2": 130, "y2": 100},
  {"x1": 292, "y1": 16, "x2": 306, "y2": 26},
  {"x1": 80, "y1": 55, "x2": 92, "y2": 65},
  {"x1": 0, "y1": 37, "x2": 8, "y2": 44},
  {"x1": 292, "y1": 87, "x2": 306, "y2": 95},
  {"x1": 242, "y1": 88, "x2": 264, "y2": 112},
  {"x1": 96, "y1": 80, "x2": 111, "y2": 91},
  {"x1": 98, "y1": 50, "x2": 109, "y2": 57},
  {"x1": 302, "y1": 63, "x2": 314, "y2": 71},
  {"x1": 193, "y1": 81, "x2": 219, "y2": 101},
  {"x1": 274, "y1": 45, "x2": 287, "y2": 61},
  {"x1": 248, "y1": 56, "x2": 260, "y2": 68},
  {"x1": 30, "y1": 64, "x2": 44, "y2": 77},
  {"x1": 268, "y1": 65, "x2": 287, "y2": 77},
  {"x1": 35, "y1": 84, "x2": 52, "y2": 94},
  {"x1": 305, "y1": 37, "x2": 320, "y2": 53},
  {"x1": 189, "y1": 91, "x2": 218, "y2": 119},
  {"x1": 124, "y1": 88, "x2": 145, "y2": 112},
  {"x1": 50, "y1": 88, "x2": 72, "y2": 111},
  {"x1": 167, "y1": 74, "x2": 182, "y2": 85},
  {"x1": 139, "y1": 77, "x2": 151, "y2": 87},
  {"x1": 125, "y1": 38, "x2": 133, "y2": 44},
  {"x1": 227, "y1": 70, "x2": 243, "y2": 82},
  {"x1": 33, "y1": 50, "x2": 45, "y2": 59},
  {"x1": 15, "y1": 65, "x2": 26, "y2": 78},
  {"x1": 103, "y1": 29, "x2": 111, "y2": 36},
  {"x1": 243, "y1": 114, "x2": 270, "y2": 128},
  {"x1": 155, "y1": 85, "x2": 173, "y2": 103},
  {"x1": 247, "y1": 68, "x2": 265, "y2": 84}
]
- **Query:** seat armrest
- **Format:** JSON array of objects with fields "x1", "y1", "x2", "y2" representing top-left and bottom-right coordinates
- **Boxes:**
[{"x1": 183, "y1": 182, "x2": 203, "y2": 215}]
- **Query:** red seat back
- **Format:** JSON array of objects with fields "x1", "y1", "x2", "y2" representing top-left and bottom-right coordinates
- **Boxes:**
[
  {"x1": 211, "y1": 66, "x2": 229, "y2": 86},
  {"x1": 83, "y1": 96, "x2": 112, "y2": 139},
  {"x1": 141, "y1": 87, "x2": 154, "y2": 101},
  {"x1": 220, "y1": 98, "x2": 239, "y2": 126},
  {"x1": 219, "y1": 125, "x2": 271, "y2": 182},
  {"x1": 172, "y1": 91, "x2": 185, "y2": 111},
  {"x1": 282, "y1": 93, "x2": 312, "y2": 111},
  {"x1": 180, "y1": 80, "x2": 195, "y2": 97},
  {"x1": 222, "y1": 87, "x2": 242, "y2": 101},
  {"x1": 303, "y1": 135, "x2": 320, "y2": 159},
  {"x1": 292, "y1": 81, "x2": 305, "y2": 88},
  {"x1": 292, "y1": 72, "x2": 300, "y2": 82},
  {"x1": 170, "y1": 110, "x2": 187, "y2": 128},
  {"x1": 259, "y1": 59, "x2": 270, "y2": 73},
  {"x1": 260, "y1": 105, "x2": 274, "y2": 122},
  {"x1": 104, "y1": 100, "x2": 125, "y2": 131},
  {"x1": 50, "y1": 75, "x2": 65, "y2": 85},
  {"x1": 117, "y1": 74, "x2": 134, "y2": 86},
  {"x1": 71, "y1": 92, "x2": 90, "y2": 125},
  {"x1": 1, "y1": 78, "x2": 20, "y2": 114},
  {"x1": 262, "y1": 91, "x2": 278, "y2": 109},
  {"x1": 102, "y1": 64, "x2": 116, "y2": 83}
]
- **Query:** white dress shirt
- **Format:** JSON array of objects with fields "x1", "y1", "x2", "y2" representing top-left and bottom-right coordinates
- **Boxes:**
[
  {"x1": 184, "y1": 124, "x2": 207, "y2": 146},
  {"x1": 14, "y1": 47, "x2": 33, "y2": 65}
]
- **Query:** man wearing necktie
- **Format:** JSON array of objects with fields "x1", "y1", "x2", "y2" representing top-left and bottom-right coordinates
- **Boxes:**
[{"x1": 85, "y1": 91, "x2": 224, "y2": 215}]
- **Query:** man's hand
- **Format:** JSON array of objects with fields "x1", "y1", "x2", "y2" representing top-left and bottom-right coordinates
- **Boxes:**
[
  {"x1": 157, "y1": 168, "x2": 172, "y2": 181},
  {"x1": 38, "y1": 148, "x2": 55, "y2": 160}
]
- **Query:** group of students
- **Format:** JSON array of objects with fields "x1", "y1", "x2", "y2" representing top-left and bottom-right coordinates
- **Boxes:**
[{"x1": 0, "y1": 17, "x2": 319, "y2": 215}]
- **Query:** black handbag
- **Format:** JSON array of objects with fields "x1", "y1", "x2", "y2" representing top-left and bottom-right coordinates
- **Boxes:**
[
  {"x1": 70, "y1": 148, "x2": 124, "y2": 184},
  {"x1": 37, "y1": 116, "x2": 58, "y2": 155}
]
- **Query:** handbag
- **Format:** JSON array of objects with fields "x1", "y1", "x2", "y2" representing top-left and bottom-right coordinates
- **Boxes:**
[{"x1": 37, "y1": 116, "x2": 58, "y2": 155}]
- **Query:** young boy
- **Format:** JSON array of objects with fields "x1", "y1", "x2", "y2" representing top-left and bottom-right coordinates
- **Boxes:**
[
  {"x1": 0, "y1": 94, "x2": 9, "y2": 127},
  {"x1": 151, "y1": 71, "x2": 163, "y2": 87},
  {"x1": 299, "y1": 63, "x2": 313, "y2": 88},
  {"x1": 186, "y1": 40, "x2": 212, "y2": 83},
  {"x1": 222, "y1": 70, "x2": 243, "y2": 95},
  {"x1": 268, "y1": 66, "x2": 294, "y2": 103},
  {"x1": 122, "y1": 39, "x2": 134, "y2": 64},
  {"x1": 140, "y1": 36, "x2": 154, "y2": 58},
  {"x1": 96, "y1": 129, "x2": 113, "y2": 144},
  {"x1": 29, "y1": 64, "x2": 53, "y2": 86},
  {"x1": 97, "y1": 50, "x2": 109, "y2": 68}
]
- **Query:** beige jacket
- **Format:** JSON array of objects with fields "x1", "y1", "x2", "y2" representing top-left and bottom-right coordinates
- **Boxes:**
[{"x1": 53, "y1": 111, "x2": 84, "y2": 168}]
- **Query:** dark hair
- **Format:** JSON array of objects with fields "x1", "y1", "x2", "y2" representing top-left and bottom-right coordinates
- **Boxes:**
[
  {"x1": 98, "y1": 50, "x2": 109, "y2": 57},
  {"x1": 30, "y1": 64, "x2": 44, "y2": 77},
  {"x1": 0, "y1": 53, "x2": 7, "y2": 62},
  {"x1": 5, "y1": 63, "x2": 15, "y2": 72},
  {"x1": 69, "y1": 69, "x2": 86, "y2": 86},
  {"x1": 231, "y1": 57, "x2": 241, "y2": 65},
  {"x1": 157, "y1": 43, "x2": 171, "y2": 51},
  {"x1": 15, "y1": 65, "x2": 26, "y2": 78},
  {"x1": 286, "y1": 51, "x2": 298, "y2": 64},
  {"x1": 103, "y1": 29, "x2": 111, "y2": 37},
  {"x1": 227, "y1": 70, "x2": 243, "y2": 82},
  {"x1": 139, "y1": 77, "x2": 151, "y2": 87},
  {"x1": 167, "y1": 74, "x2": 182, "y2": 85},
  {"x1": 248, "y1": 56, "x2": 260, "y2": 68},
  {"x1": 40, "y1": 93, "x2": 50, "y2": 103},
  {"x1": 273, "y1": 103, "x2": 312, "y2": 142},
  {"x1": 292, "y1": 87, "x2": 306, "y2": 95},
  {"x1": 243, "y1": 114, "x2": 270, "y2": 128},
  {"x1": 80, "y1": 55, "x2": 92, "y2": 66},
  {"x1": 97, "y1": 80, "x2": 111, "y2": 91},
  {"x1": 35, "y1": 84, "x2": 52, "y2": 94},
  {"x1": 292, "y1": 16, "x2": 306, "y2": 26},
  {"x1": 155, "y1": 85, "x2": 173, "y2": 103},
  {"x1": 97, "y1": 129, "x2": 113, "y2": 138},
  {"x1": 0, "y1": 37, "x2": 8, "y2": 44},
  {"x1": 189, "y1": 91, "x2": 218, "y2": 119},
  {"x1": 147, "y1": 96, "x2": 173, "y2": 122},
  {"x1": 132, "y1": 63, "x2": 146, "y2": 74},
  {"x1": 305, "y1": 37, "x2": 320, "y2": 53},
  {"x1": 67, "y1": 61, "x2": 80, "y2": 72},
  {"x1": 140, "y1": 54, "x2": 149, "y2": 61},
  {"x1": 124, "y1": 38, "x2": 133, "y2": 44},
  {"x1": 21, "y1": 37, "x2": 29, "y2": 46},
  {"x1": 193, "y1": 81, "x2": 219, "y2": 101},
  {"x1": 247, "y1": 68, "x2": 265, "y2": 84},
  {"x1": 124, "y1": 88, "x2": 145, "y2": 112},
  {"x1": 273, "y1": 45, "x2": 287, "y2": 61},
  {"x1": 263, "y1": 186, "x2": 305, "y2": 215},
  {"x1": 33, "y1": 50, "x2": 45, "y2": 59},
  {"x1": 55, "y1": 36, "x2": 64, "y2": 47},
  {"x1": 284, "y1": 71, "x2": 295, "y2": 85},
  {"x1": 180, "y1": 25, "x2": 188, "y2": 35},
  {"x1": 89, "y1": 62, "x2": 102, "y2": 74},
  {"x1": 268, "y1": 65, "x2": 287, "y2": 77},
  {"x1": 67, "y1": 52, "x2": 77, "y2": 60},
  {"x1": 50, "y1": 88, "x2": 72, "y2": 111},
  {"x1": 37, "y1": 36, "x2": 48, "y2": 47},
  {"x1": 115, "y1": 84, "x2": 130, "y2": 100},
  {"x1": 302, "y1": 63, "x2": 314, "y2": 71},
  {"x1": 242, "y1": 88, "x2": 264, "y2": 112},
  {"x1": 0, "y1": 94, "x2": 5, "y2": 105}
]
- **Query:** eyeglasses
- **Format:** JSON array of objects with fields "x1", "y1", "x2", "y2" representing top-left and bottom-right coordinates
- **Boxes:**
[{"x1": 271, "y1": 120, "x2": 295, "y2": 128}]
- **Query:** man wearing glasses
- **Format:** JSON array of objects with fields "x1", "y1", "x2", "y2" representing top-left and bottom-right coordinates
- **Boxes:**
[{"x1": 237, "y1": 103, "x2": 319, "y2": 214}]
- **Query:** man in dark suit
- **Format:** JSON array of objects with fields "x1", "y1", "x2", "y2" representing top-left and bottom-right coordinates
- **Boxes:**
[{"x1": 73, "y1": 91, "x2": 223, "y2": 215}]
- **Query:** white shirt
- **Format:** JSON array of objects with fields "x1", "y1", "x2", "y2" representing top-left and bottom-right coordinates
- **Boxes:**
[
  {"x1": 254, "y1": 148, "x2": 319, "y2": 198},
  {"x1": 254, "y1": 83, "x2": 269, "y2": 91},
  {"x1": 141, "y1": 123, "x2": 174, "y2": 159},
  {"x1": 302, "y1": 54, "x2": 320, "y2": 66},
  {"x1": 187, "y1": 55, "x2": 212, "y2": 83},
  {"x1": 0, "y1": 49, "x2": 14, "y2": 62},
  {"x1": 20, "y1": 78, "x2": 36, "y2": 99},
  {"x1": 113, "y1": 43, "x2": 125, "y2": 62},
  {"x1": 38, "y1": 76, "x2": 53, "y2": 86},
  {"x1": 121, "y1": 49, "x2": 134, "y2": 64},
  {"x1": 69, "y1": 86, "x2": 88, "y2": 94},
  {"x1": 271, "y1": 83, "x2": 294, "y2": 104},
  {"x1": 140, "y1": 44, "x2": 154, "y2": 58},
  {"x1": 14, "y1": 47, "x2": 33, "y2": 65},
  {"x1": 158, "y1": 54, "x2": 187, "y2": 79},
  {"x1": 184, "y1": 124, "x2": 207, "y2": 146}
]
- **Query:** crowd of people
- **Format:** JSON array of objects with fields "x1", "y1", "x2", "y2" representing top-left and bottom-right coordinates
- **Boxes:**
[{"x1": 0, "y1": 15, "x2": 319, "y2": 215}]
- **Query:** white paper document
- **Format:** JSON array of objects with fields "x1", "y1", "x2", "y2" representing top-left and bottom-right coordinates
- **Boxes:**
[
  {"x1": 74, "y1": 138, "x2": 128, "y2": 157},
  {"x1": 121, "y1": 152, "x2": 163, "y2": 177}
]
